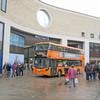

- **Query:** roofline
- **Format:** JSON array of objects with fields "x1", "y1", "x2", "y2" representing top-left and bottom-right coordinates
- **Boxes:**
[{"x1": 38, "y1": 0, "x2": 100, "y2": 20}]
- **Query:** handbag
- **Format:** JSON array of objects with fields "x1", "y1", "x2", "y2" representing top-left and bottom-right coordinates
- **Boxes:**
[
  {"x1": 65, "y1": 78, "x2": 69, "y2": 82},
  {"x1": 75, "y1": 78, "x2": 78, "y2": 83}
]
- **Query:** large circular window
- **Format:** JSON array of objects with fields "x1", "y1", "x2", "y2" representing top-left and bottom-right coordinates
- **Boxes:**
[{"x1": 37, "y1": 9, "x2": 50, "y2": 27}]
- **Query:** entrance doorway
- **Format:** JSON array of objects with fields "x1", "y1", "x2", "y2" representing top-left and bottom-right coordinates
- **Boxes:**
[{"x1": 9, "y1": 28, "x2": 61, "y2": 69}]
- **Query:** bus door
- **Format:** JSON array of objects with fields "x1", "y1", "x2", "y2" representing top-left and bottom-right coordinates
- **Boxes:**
[{"x1": 49, "y1": 59, "x2": 57, "y2": 76}]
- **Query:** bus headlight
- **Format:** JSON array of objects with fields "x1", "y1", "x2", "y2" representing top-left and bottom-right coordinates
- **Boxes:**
[{"x1": 45, "y1": 67, "x2": 49, "y2": 71}]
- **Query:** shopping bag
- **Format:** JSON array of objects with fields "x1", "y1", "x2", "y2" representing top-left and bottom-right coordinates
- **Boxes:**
[
  {"x1": 65, "y1": 78, "x2": 69, "y2": 82},
  {"x1": 64, "y1": 78, "x2": 69, "y2": 85},
  {"x1": 75, "y1": 78, "x2": 78, "y2": 83}
]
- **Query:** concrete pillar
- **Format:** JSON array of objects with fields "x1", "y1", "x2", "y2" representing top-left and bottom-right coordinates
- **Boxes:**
[
  {"x1": 3, "y1": 23, "x2": 10, "y2": 65},
  {"x1": 84, "y1": 41, "x2": 90, "y2": 64}
]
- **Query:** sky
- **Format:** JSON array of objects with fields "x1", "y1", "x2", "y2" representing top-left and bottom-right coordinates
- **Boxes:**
[{"x1": 41, "y1": 0, "x2": 100, "y2": 18}]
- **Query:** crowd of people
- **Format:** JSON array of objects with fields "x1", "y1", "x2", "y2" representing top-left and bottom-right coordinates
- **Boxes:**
[
  {"x1": 2, "y1": 62, "x2": 32, "y2": 78},
  {"x1": 64, "y1": 62, "x2": 100, "y2": 88},
  {"x1": 1, "y1": 61, "x2": 100, "y2": 88},
  {"x1": 85, "y1": 62, "x2": 100, "y2": 80}
]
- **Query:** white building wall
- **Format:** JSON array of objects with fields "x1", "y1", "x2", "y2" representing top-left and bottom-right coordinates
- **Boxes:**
[
  {"x1": 0, "y1": 0, "x2": 100, "y2": 41},
  {"x1": 1, "y1": 15, "x2": 100, "y2": 66},
  {"x1": 0, "y1": 0, "x2": 100, "y2": 66}
]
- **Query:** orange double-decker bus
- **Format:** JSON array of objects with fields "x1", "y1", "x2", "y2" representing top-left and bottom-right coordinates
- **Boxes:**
[{"x1": 33, "y1": 42, "x2": 85, "y2": 76}]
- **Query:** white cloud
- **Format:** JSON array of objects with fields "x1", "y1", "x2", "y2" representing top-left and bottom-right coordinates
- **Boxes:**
[{"x1": 41, "y1": 0, "x2": 100, "y2": 18}]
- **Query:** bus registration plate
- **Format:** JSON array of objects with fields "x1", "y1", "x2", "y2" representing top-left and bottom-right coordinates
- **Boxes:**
[{"x1": 38, "y1": 69, "x2": 41, "y2": 72}]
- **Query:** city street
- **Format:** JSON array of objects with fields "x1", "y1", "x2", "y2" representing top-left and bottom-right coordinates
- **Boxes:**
[{"x1": 0, "y1": 72, "x2": 100, "y2": 100}]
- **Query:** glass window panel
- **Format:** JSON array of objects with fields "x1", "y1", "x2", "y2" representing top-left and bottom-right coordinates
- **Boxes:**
[
  {"x1": 0, "y1": 22, "x2": 4, "y2": 73},
  {"x1": 13, "y1": 34, "x2": 18, "y2": 46},
  {"x1": 1, "y1": 0, "x2": 7, "y2": 12},
  {"x1": 90, "y1": 33, "x2": 94, "y2": 38},
  {"x1": 10, "y1": 33, "x2": 15, "y2": 45},
  {"x1": 10, "y1": 33, "x2": 25, "y2": 47},
  {"x1": 18, "y1": 35, "x2": 22, "y2": 47},
  {"x1": 20, "y1": 36, "x2": 24, "y2": 47},
  {"x1": 0, "y1": 22, "x2": 3, "y2": 52},
  {"x1": 29, "y1": 47, "x2": 33, "y2": 57},
  {"x1": 90, "y1": 43, "x2": 100, "y2": 57},
  {"x1": 0, "y1": 0, "x2": 1, "y2": 9},
  {"x1": 81, "y1": 32, "x2": 85, "y2": 37},
  {"x1": 0, "y1": 22, "x2": 3, "y2": 41},
  {"x1": 18, "y1": 35, "x2": 24, "y2": 47},
  {"x1": 24, "y1": 48, "x2": 28, "y2": 58},
  {"x1": 9, "y1": 53, "x2": 24, "y2": 65}
]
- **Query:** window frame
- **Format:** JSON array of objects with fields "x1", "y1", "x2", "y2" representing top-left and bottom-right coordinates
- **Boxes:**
[
  {"x1": 0, "y1": 21, "x2": 4, "y2": 52},
  {"x1": 81, "y1": 32, "x2": 85, "y2": 37},
  {"x1": 99, "y1": 34, "x2": 100, "y2": 39},
  {"x1": 90, "y1": 33, "x2": 94, "y2": 38},
  {"x1": 10, "y1": 33, "x2": 25, "y2": 48},
  {"x1": 0, "y1": 21, "x2": 4, "y2": 74},
  {"x1": 37, "y1": 9, "x2": 50, "y2": 28},
  {"x1": 0, "y1": 0, "x2": 7, "y2": 12}
]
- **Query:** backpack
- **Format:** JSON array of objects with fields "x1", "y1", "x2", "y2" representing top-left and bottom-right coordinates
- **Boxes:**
[{"x1": 85, "y1": 64, "x2": 90, "y2": 72}]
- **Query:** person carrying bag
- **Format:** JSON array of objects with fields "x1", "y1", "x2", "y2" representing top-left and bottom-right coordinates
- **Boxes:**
[
  {"x1": 68, "y1": 65, "x2": 77, "y2": 88},
  {"x1": 64, "y1": 70, "x2": 69, "y2": 85}
]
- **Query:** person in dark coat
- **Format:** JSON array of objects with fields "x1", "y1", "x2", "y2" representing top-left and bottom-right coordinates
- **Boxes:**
[
  {"x1": 16, "y1": 64, "x2": 20, "y2": 77},
  {"x1": 85, "y1": 63, "x2": 91, "y2": 80},
  {"x1": 97, "y1": 63, "x2": 100, "y2": 80},
  {"x1": 19, "y1": 64, "x2": 24, "y2": 76},
  {"x1": 6, "y1": 63, "x2": 11, "y2": 78}
]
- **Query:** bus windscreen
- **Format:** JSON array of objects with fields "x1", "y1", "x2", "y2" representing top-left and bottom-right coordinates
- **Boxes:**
[{"x1": 34, "y1": 57, "x2": 47, "y2": 68}]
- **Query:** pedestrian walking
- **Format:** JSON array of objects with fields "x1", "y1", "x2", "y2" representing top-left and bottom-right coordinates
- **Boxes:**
[
  {"x1": 85, "y1": 63, "x2": 91, "y2": 80},
  {"x1": 68, "y1": 65, "x2": 77, "y2": 88},
  {"x1": 2, "y1": 62, "x2": 7, "y2": 77},
  {"x1": 91, "y1": 63, "x2": 97, "y2": 80},
  {"x1": 6, "y1": 63, "x2": 11, "y2": 78},
  {"x1": 11, "y1": 63, "x2": 17, "y2": 78},
  {"x1": 19, "y1": 64, "x2": 24, "y2": 76},
  {"x1": 16, "y1": 64, "x2": 20, "y2": 77},
  {"x1": 97, "y1": 63, "x2": 100, "y2": 80}
]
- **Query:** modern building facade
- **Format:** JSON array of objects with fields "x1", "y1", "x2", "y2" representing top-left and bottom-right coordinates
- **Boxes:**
[{"x1": 0, "y1": 0, "x2": 100, "y2": 73}]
